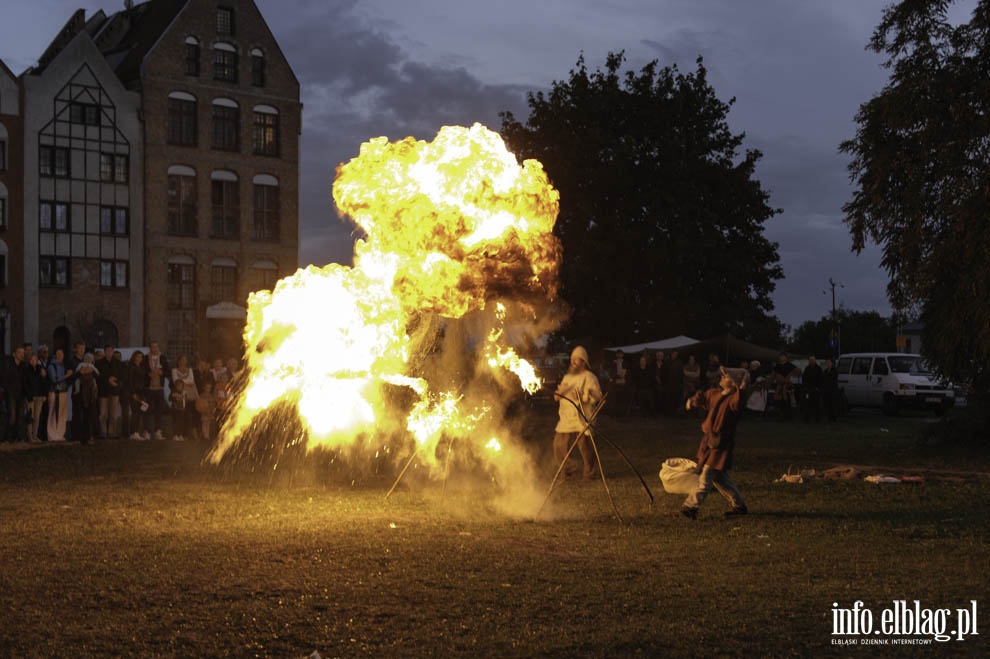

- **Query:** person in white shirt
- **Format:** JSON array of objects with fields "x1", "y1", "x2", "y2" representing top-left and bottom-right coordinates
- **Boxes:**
[{"x1": 553, "y1": 346, "x2": 603, "y2": 480}]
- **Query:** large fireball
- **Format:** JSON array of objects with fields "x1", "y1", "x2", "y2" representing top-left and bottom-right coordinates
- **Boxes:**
[{"x1": 208, "y1": 124, "x2": 562, "y2": 506}]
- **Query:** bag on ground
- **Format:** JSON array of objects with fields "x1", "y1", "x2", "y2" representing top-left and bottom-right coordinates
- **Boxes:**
[{"x1": 659, "y1": 457, "x2": 699, "y2": 494}]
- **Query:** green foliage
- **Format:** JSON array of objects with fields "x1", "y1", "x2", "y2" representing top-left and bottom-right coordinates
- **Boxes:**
[
  {"x1": 790, "y1": 308, "x2": 906, "y2": 357},
  {"x1": 500, "y1": 52, "x2": 783, "y2": 344},
  {"x1": 841, "y1": 0, "x2": 990, "y2": 395}
]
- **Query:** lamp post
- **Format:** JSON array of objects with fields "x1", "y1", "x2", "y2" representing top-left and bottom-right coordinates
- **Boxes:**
[{"x1": 824, "y1": 278, "x2": 843, "y2": 356}]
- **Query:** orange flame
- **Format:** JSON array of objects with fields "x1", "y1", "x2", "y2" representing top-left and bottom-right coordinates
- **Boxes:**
[{"x1": 208, "y1": 124, "x2": 561, "y2": 488}]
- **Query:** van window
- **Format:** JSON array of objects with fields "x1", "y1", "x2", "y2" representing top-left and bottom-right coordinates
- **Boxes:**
[
  {"x1": 851, "y1": 357, "x2": 872, "y2": 375},
  {"x1": 888, "y1": 355, "x2": 930, "y2": 374},
  {"x1": 836, "y1": 357, "x2": 852, "y2": 374},
  {"x1": 873, "y1": 359, "x2": 889, "y2": 376}
]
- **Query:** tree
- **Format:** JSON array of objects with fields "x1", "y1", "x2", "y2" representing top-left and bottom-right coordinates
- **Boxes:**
[
  {"x1": 500, "y1": 52, "x2": 782, "y2": 345},
  {"x1": 790, "y1": 309, "x2": 905, "y2": 358},
  {"x1": 841, "y1": 1, "x2": 990, "y2": 402}
]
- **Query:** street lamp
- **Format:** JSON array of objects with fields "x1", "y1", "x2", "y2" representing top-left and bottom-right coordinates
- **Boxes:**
[{"x1": 823, "y1": 278, "x2": 843, "y2": 356}]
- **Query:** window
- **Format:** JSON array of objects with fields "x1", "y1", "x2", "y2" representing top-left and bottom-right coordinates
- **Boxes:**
[
  {"x1": 217, "y1": 6, "x2": 235, "y2": 35},
  {"x1": 253, "y1": 182, "x2": 279, "y2": 241},
  {"x1": 168, "y1": 261, "x2": 196, "y2": 309},
  {"x1": 211, "y1": 103, "x2": 240, "y2": 151},
  {"x1": 252, "y1": 109, "x2": 279, "y2": 156},
  {"x1": 184, "y1": 39, "x2": 200, "y2": 76},
  {"x1": 69, "y1": 102, "x2": 100, "y2": 125},
  {"x1": 167, "y1": 95, "x2": 197, "y2": 146},
  {"x1": 0, "y1": 197, "x2": 6, "y2": 230},
  {"x1": 0, "y1": 253, "x2": 5, "y2": 288},
  {"x1": 214, "y1": 47, "x2": 238, "y2": 83},
  {"x1": 250, "y1": 262, "x2": 278, "y2": 292},
  {"x1": 0, "y1": 138, "x2": 6, "y2": 170},
  {"x1": 211, "y1": 177, "x2": 239, "y2": 239},
  {"x1": 40, "y1": 256, "x2": 70, "y2": 287},
  {"x1": 100, "y1": 206, "x2": 129, "y2": 235},
  {"x1": 40, "y1": 146, "x2": 71, "y2": 177},
  {"x1": 251, "y1": 50, "x2": 264, "y2": 86},
  {"x1": 167, "y1": 169, "x2": 198, "y2": 235},
  {"x1": 100, "y1": 153, "x2": 129, "y2": 183},
  {"x1": 40, "y1": 201, "x2": 70, "y2": 232},
  {"x1": 167, "y1": 260, "x2": 197, "y2": 358},
  {"x1": 210, "y1": 263, "x2": 237, "y2": 302},
  {"x1": 100, "y1": 260, "x2": 128, "y2": 288}
]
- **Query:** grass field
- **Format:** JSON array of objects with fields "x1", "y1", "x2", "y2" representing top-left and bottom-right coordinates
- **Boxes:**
[{"x1": 1, "y1": 406, "x2": 987, "y2": 657}]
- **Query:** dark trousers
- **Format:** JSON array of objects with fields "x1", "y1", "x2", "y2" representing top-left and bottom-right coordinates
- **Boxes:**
[
  {"x1": 4, "y1": 394, "x2": 28, "y2": 441},
  {"x1": 803, "y1": 389, "x2": 822, "y2": 423},
  {"x1": 145, "y1": 389, "x2": 165, "y2": 434}
]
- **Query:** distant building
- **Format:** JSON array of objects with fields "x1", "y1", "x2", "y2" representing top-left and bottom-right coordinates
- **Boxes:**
[
  {"x1": 0, "y1": 58, "x2": 22, "y2": 355},
  {"x1": 897, "y1": 320, "x2": 924, "y2": 354},
  {"x1": 4, "y1": 0, "x2": 300, "y2": 362}
]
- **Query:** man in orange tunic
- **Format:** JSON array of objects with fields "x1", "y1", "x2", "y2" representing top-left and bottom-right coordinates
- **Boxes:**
[{"x1": 680, "y1": 367, "x2": 749, "y2": 519}]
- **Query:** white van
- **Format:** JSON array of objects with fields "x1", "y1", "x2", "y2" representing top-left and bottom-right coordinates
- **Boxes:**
[{"x1": 835, "y1": 353, "x2": 954, "y2": 416}]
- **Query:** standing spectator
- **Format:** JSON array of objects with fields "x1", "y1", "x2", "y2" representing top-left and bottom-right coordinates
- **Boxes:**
[
  {"x1": 122, "y1": 351, "x2": 148, "y2": 440},
  {"x1": 802, "y1": 355, "x2": 824, "y2": 423},
  {"x1": 771, "y1": 352, "x2": 801, "y2": 420},
  {"x1": 822, "y1": 357, "x2": 840, "y2": 422},
  {"x1": 193, "y1": 358, "x2": 214, "y2": 438},
  {"x1": 2, "y1": 346, "x2": 29, "y2": 442},
  {"x1": 25, "y1": 352, "x2": 48, "y2": 443},
  {"x1": 704, "y1": 353, "x2": 722, "y2": 390},
  {"x1": 683, "y1": 354, "x2": 702, "y2": 401},
  {"x1": 651, "y1": 351, "x2": 665, "y2": 415},
  {"x1": 663, "y1": 349, "x2": 685, "y2": 414},
  {"x1": 75, "y1": 354, "x2": 100, "y2": 444},
  {"x1": 605, "y1": 349, "x2": 629, "y2": 416},
  {"x1": 144, "y1": 341, "x2": 169, "y2": 440},
  {"x1": 35, "y1": 345, "x2": 52, "y2": 441},
  {"x1": 95, "y1": 344, "x2": 123, "y2": 438},
  {"x1": 631, "y1": 351, "x2": 655, "y2": 417},
  {"x1": 46, "y1": 348, "x2": 71, "y2": 442},
  {"x1": 169, "y1": 379, "x2": 189, "y2": 441},
  {"x1": 196, "y1": 381, "x2": 217, "y2": 441},
  {"x1": 210, "y1": 359, "x2": 228, "y2": 385},
  {"x1": 172, "y1": 355, "x2": 198, "y2": 439},
  {"x1": 64, "y1": 341, "x2": 86, "y2": 442}
]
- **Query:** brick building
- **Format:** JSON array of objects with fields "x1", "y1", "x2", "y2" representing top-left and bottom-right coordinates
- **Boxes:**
[
  {"x1": 5, "y1": 0, "x2": 300, "y2": 363},
  {"x1": 0, "y1": 59, "x2": 22, "y2": 355}
]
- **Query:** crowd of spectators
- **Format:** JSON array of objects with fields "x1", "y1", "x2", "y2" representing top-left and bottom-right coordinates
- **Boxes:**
[
  {"x1": 0, "y1": 341, "x2": 241, "y2": 444},
  {"x1": 601, "y1": 349, "x2": 841, "y2": 422}
]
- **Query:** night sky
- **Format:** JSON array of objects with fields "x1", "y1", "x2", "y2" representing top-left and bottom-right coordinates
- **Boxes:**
[{"x1": 4, "y1": 0, "x2": 978, "y2": 330}]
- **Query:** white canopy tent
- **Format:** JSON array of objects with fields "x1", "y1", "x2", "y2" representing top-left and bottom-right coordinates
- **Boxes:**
[{"x1": 607, "y1": 335, "x2": 700, "y2": 354}]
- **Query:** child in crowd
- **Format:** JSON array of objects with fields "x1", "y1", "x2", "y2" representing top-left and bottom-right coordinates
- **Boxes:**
[
  {"x1": 195, "y1": 381, "x2": 217, "y2": 441},
  {"x1": 169, "y1": 379, "x2": 187, "y2": 441}
]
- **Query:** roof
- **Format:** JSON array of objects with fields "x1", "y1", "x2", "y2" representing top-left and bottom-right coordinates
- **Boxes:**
[
  {"x1": 93, "y1": 0, "x2": 188, "y2": 86},
  {"x1": 607, "y1": 335, "x2": 700, "y2": 354}
]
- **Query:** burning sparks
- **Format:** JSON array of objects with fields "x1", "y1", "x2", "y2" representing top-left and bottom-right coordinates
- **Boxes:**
[{"x1": 209, "y1": 124, "x2": 562, "y2": 500}]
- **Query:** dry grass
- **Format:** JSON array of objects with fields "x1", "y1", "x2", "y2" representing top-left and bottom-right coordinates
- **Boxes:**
[{"x1": 1, "y1": 407, "x2": 987, "y2": 657}]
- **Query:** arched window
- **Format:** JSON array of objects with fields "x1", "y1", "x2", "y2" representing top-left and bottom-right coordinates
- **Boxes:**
[
  {"x1": 167, "y1": 91, "x2": 197, "y2": 145},
  {"x1": 213, "y1": 41, "x2": 238, "y2": 83},
  {"x1": 0, "y1": 238, "x2": 8, "y2": 288},
  {"x1": 211, "y1": 97, "x2": 239, "y2": 151},
  {"x1": 252, "y1": 174, "x2": 279, "y2": 241},
  {"x1": 184, "y1": 36, "x2": 200, "y2": 76},
  {"x1": 252, "y1": 104, "x2": 279, "y2": 156},
  {"x1": 167, "y1": 165, "x2": 197, "y2": 235},
  {"x1": 250, "y1": 48, "x2": 264, "y2": 86},
  {"x1": 209, "y1": 257, "x2": 238, "y2": 303},
  {"x1": 249, "y1": 259, "x2": 278, "y2": 293},
  {"x1": 166, "y1": 255, "x2": 197, "y2": 359},
  {"x1": 210, "y1": 170, "x2": 239, "y2": 239},
  {"x1": 0, "y1": 181, "x2": 7, "y2": 231}
]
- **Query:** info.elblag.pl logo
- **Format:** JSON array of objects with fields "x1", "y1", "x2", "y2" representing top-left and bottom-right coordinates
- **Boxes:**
[{"x1": 831, "y1": 600, "x2": 979, "y2": 645}]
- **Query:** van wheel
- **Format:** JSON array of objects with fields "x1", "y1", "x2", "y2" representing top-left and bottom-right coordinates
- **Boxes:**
[{"x1": 881, "y1": 394, "x2": 899, "y2": 416}]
